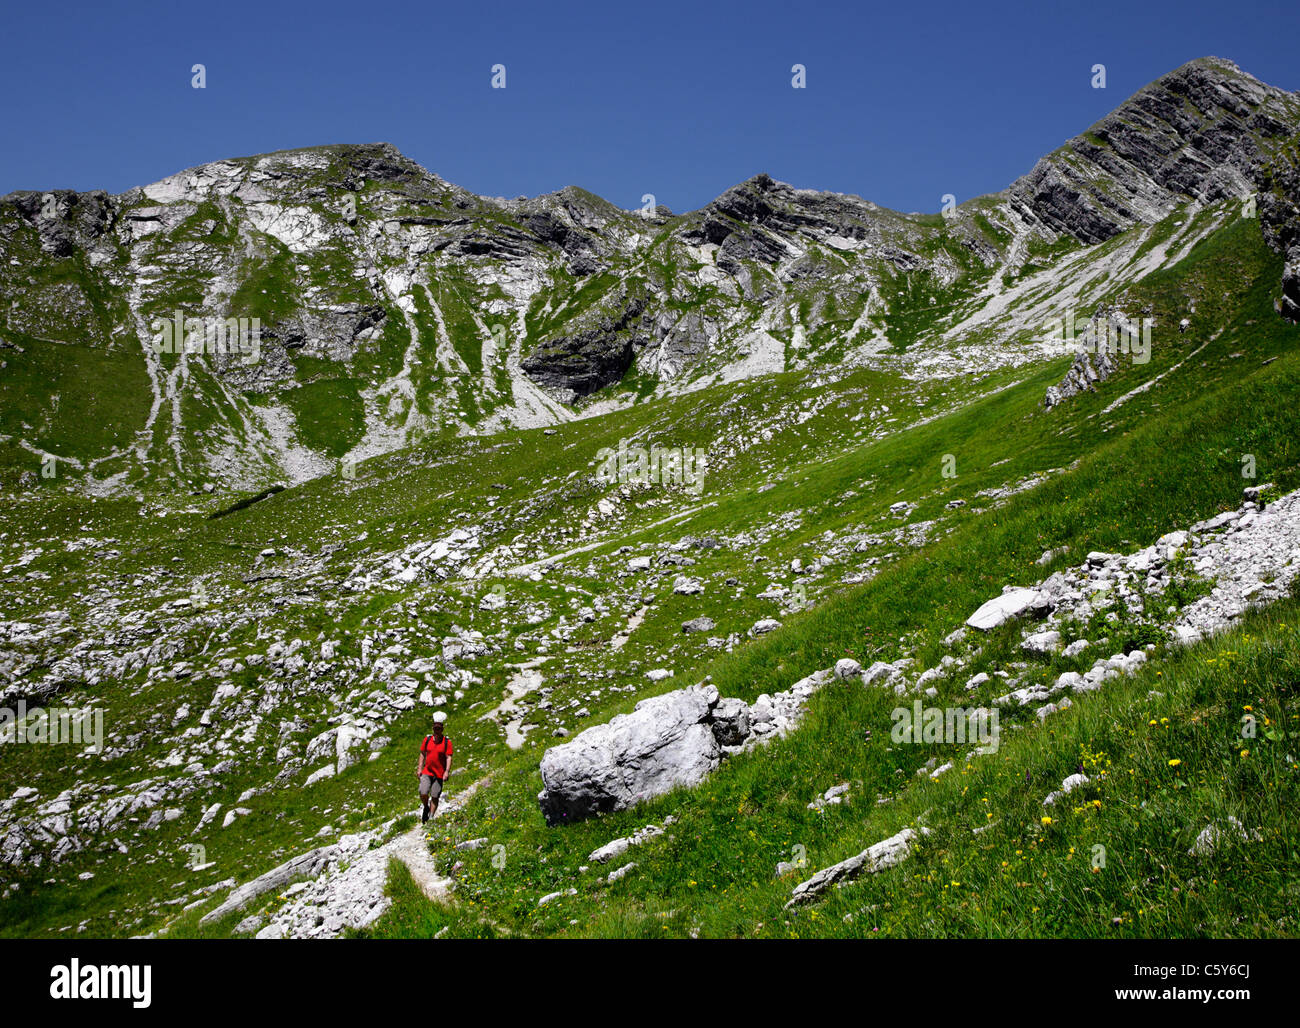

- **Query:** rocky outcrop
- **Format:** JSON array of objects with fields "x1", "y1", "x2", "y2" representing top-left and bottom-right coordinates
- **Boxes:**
[
  {"x1": 5, "y1": 188, "x2": 117, "y2": 257},
  {"x1": 201, "y1": 841, "x2": 339, "y2": 924},
  {"x1": 957, "y1": 486, "x2": 1300, "y2": 708},
  {"x1": 882, "y1": 485, "x2": 1300, "y2": 735},
  {"x1": 522, "y1": 291, "x2": 647, "y2": 399},
  {"x1": 537, "y1": 671, "x2": 831, "y2": 825},
  {"x1": 1057, "y1": 486, "x2": 1300, "y2": 643},
  {"x1": 521, "y1": 207, "x2": 602, "y2": 275},
  {"x1": 1043, "y1": 345, "x2": 1120, "y2": 409},
  {"x1": 588, "y1": 820, "x2": 670, "y2": 863},
  {"x1": 1280, "y1": 259, "x2": 1300, "y2": 323},
  {"x1": 1259, "y1": 136, "x2": 1300, "y2": 322},
  {"x1": 785, "y1": 827, "x2": 928, "y2": 907},
  {"x1": 1042, "y1": 306, "x2": 1138, "y2": 409}
]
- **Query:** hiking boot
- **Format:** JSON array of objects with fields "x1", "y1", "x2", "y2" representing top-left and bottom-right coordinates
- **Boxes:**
[{"x1": 421, "y1": 806, "x2": 429, "y2": 824}]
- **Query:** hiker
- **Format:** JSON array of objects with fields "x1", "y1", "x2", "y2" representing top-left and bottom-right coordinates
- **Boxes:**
[{"x1": 417, "y1": 711, "x2": 454, "y2": 824}]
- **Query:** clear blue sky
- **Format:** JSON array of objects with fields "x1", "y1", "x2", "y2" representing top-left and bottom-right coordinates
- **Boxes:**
[{"x1": 3, "y1": 0, "x2": 1297, "y2": 214}]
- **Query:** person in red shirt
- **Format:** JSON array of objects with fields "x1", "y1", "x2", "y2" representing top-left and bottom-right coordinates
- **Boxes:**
[{"x1": 416, "y1": 711, "x2": 454, "y2": 824}]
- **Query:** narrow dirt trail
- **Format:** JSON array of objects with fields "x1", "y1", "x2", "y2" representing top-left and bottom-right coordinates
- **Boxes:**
[
  {"x1": 386, "y1": 827, "x2": 453, "y2": 901},
  {"x1": 508, "y1": 502, "x2": 717, "y2": 576},
  {"x1": 390, "y1": 773, "x2": 490, "y2": 899}
]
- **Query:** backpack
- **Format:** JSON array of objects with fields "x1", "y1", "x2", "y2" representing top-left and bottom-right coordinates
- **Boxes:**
[{"x1": 421, "y1": 735, "x2": 451, "y2": 778}]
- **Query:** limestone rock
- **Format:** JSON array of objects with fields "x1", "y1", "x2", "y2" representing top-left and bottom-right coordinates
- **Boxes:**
[{"x1": 537, "y1": 685, "x2": 722, "y2": 824}]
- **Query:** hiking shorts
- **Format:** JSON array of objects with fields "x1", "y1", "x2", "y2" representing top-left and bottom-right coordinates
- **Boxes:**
[{"x1": 419, "y1": 775, "x2": 443, "y2": 801}]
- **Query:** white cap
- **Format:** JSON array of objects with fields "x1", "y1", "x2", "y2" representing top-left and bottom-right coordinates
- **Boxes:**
[{"x1": 432, "y1": 711, "x2": 447, "y2": 724}]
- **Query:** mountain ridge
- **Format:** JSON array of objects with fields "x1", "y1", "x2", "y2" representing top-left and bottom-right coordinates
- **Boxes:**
[{"x1": 2, "y1": 56, "x2": 1297, "y2": 498}]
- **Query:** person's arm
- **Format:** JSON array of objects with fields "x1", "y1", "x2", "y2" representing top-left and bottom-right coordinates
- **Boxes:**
[
  {"x1": 416, "y1": 738, "x2": 425, "y2": 777},
  {"x1": 444, "y1": 740, "x2": 453, "y2": 778}
]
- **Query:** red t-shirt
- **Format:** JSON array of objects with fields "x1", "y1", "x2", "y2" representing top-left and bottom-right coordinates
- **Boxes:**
[{"x1": 421, "y1": 735, "x2": 453, "y2": 779}]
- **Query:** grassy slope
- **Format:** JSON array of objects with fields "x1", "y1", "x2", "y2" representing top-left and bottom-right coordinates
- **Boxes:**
[
  {"x1": 1, "y1": 210, "x2": 1297, "y2": 939},
  {"x1": 368, "y1": 598, "x2": 1300, "y2": 939},
  {"x1": 351, "y1": 216, "x2": 1300, "y2": 939}
]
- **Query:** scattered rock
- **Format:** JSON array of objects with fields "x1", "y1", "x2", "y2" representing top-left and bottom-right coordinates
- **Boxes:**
[
  {"x1": 786, "y1": 827, "x2": 928, "y2": 907},
  {"x1": 1189, "y1": 817, "x2": 1259, "y2": 857}
]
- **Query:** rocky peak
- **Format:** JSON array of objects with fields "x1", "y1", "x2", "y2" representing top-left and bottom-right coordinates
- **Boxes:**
[
  {"x1": 1010, "y1": 56, "x2": 1300, "y2": 244},
  {"x1": 681, "y1": 171, "x2": 884, "y2": 248}
]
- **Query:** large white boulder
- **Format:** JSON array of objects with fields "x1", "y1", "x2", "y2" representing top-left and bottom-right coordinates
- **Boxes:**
[
  {"x1": 538, "y1": 685, "x2": 722, "y2": 824},
  {"x1": 966, "y1": 588, "x2": 1050, "y2": 631}
]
